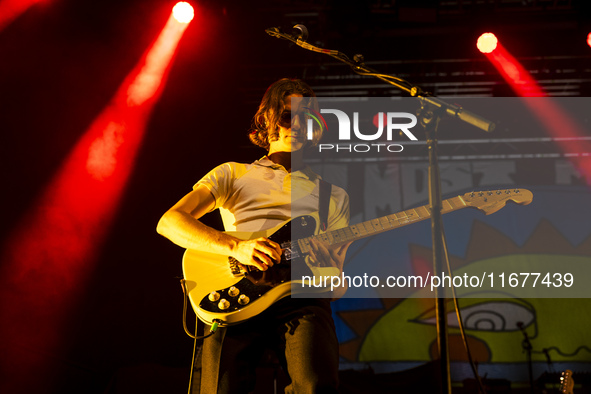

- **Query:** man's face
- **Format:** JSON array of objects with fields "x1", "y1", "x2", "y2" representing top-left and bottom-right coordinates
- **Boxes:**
[{"x1": 268, "y1": 94, "x2": 306, "y2": 154}]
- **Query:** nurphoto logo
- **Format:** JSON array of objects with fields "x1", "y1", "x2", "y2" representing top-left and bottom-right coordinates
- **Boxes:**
[{"x1": 303, "y1": 103, "x2": 419, "y2": 154}]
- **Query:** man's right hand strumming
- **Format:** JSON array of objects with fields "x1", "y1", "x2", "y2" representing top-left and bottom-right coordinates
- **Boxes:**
[{"x1": 230, "y1": 237, "x2": 282, "y2": 271}]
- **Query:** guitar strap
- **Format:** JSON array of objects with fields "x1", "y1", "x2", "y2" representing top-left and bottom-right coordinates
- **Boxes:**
[{"x1": 319, "y1": 179, "x2": 331, "y2": 232}]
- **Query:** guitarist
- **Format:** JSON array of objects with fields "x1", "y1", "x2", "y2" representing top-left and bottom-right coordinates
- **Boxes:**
[{"x1": 157, "y1": 78, "x2": 351, "y2": 393}]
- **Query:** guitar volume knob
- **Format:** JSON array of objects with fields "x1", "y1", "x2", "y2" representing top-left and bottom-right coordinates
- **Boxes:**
[
  {"x1": 238, "y1": 294, "x2": 250, "y2": 305},
  {"x1": 208, "y1": 291, "x2": 220, "y2": 302},
  {"x1": 218, "y1": 299, "x2": 230, "y2": 310},
  {"x1": 228, "y1": 286, "x2": 240, "y2": 297}
]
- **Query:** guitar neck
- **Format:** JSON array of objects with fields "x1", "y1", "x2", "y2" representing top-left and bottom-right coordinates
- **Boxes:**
[{"x1": 298, "y1": 196, "x2": 467, "y2": 253}]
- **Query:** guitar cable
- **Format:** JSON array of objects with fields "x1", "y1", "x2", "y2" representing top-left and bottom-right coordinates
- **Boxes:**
[
  {"x1": 441, "y1": 230, "x2": 488, "y2": 394},
  {"x1": 180, "y1": 278, "x2": 220, "y2": 340},
  {"x1": 181, "y1": 279, "x2": 221, "y2": 394},
  {"x1": 187, "y1": 321, "x2": 200, "y2": 394}
]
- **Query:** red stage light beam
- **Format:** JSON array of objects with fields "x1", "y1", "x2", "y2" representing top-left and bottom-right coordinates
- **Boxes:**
[
  {"x1": 0, "y1": 0, "x2": 44, "y2": 31},
  {"x1": 479, "y1": 37, "x2": 545, "y2": 97},
  {"x1": 479, "y1": 34, "x2": 591, "y2": 185},
  {"x1": 522, "y1": 98, "x2": 591, "y2": 185},
  {"x1": 0, "y1": 9, "x2": 192, "y2": 393}
]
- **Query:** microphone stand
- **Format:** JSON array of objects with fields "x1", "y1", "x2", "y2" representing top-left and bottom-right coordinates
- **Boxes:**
[
  {"x1": 266, "y1": 26, "x2": 495, "y2": 394},
  {"x1": 420, "y1": 103, "x2": 452, "y2": 393}
]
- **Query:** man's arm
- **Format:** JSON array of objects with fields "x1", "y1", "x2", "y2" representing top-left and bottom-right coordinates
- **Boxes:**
[{"x1": 156, "y1": 184, "x2": 281, "y2": 271}]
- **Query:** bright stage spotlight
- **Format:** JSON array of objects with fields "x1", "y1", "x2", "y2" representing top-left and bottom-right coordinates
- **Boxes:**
[
  {"x1": 173, "y1": 2, "x2": 194, "y2": 23},
  {"x1": 587, "y1": 32, "x2": 591, "y2": 48},
  {"x1": 477, "y1": 33, "x2": 498, "y2": 54}
]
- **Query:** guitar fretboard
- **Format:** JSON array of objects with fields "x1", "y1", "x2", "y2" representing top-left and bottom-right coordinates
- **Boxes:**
[{"x1": 297, "y1": 196, "x2": 466, "y2": 253}]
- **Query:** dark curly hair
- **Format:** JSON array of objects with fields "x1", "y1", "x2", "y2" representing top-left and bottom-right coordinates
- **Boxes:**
[{"x1": 249, "y1": 78, "x2": 323, "y2": 150}]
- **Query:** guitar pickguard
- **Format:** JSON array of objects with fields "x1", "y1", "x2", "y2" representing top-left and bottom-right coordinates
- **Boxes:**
[{"x1": 197, "y1": 216, "x2": 317, "y2": 316}]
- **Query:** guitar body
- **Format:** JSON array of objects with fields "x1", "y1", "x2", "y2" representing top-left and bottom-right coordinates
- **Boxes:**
[{"x1": 182, "y1": 216, "x2": 317, "y2": 326}]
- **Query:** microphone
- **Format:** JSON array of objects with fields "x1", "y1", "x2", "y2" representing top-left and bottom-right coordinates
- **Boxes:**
[{"x1": 265, "y1": 24, "x2": 309, "y2": 42}]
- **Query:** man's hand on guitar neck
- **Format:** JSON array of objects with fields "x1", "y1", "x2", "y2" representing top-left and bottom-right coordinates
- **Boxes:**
[{"x1": 230, "y1": 237, "x2": 282, "y2": 272}]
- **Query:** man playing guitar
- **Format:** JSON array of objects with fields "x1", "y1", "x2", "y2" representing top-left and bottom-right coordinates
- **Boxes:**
[{"x1": 157, "y1": 78, "x2": 351, "y2": 393}]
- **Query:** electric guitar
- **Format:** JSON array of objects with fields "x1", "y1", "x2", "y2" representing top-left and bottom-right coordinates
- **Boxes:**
[{"x1": 183, "y1": 189, "x2": 533, "y2": 326}]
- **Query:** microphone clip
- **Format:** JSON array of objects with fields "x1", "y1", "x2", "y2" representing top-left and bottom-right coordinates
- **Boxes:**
[{"x1": 292, "y1": 24, "x2": 309, "y2": 42}]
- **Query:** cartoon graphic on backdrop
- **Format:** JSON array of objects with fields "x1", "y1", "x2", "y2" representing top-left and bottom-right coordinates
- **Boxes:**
[{"x1": 337, "y1": 219, "x2": 591, "y2": 364}]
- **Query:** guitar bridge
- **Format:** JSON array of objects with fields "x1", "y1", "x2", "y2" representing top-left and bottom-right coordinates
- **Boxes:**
[{"x1": 228, "y1": 257, "x2": 246, "y2": 277}]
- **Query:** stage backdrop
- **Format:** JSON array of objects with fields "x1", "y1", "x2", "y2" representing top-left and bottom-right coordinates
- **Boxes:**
[{"x1": 304, "y1": 97, "x2": 591, "y2": 383}]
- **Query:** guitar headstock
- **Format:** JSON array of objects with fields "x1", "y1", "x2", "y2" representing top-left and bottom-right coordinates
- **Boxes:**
[{"x1": 462, "y1": 189, "x2": 533, "y2": 215}]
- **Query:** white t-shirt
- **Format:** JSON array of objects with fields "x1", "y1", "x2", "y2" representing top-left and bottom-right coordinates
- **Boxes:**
[{"x1": 195, "y1": 157, "x2": 349, "y2": 234}]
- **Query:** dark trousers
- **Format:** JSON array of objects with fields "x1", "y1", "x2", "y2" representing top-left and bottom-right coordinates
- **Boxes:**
[{"x1": 198, "y1": 299, "x2": 340, "y2": 394}]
